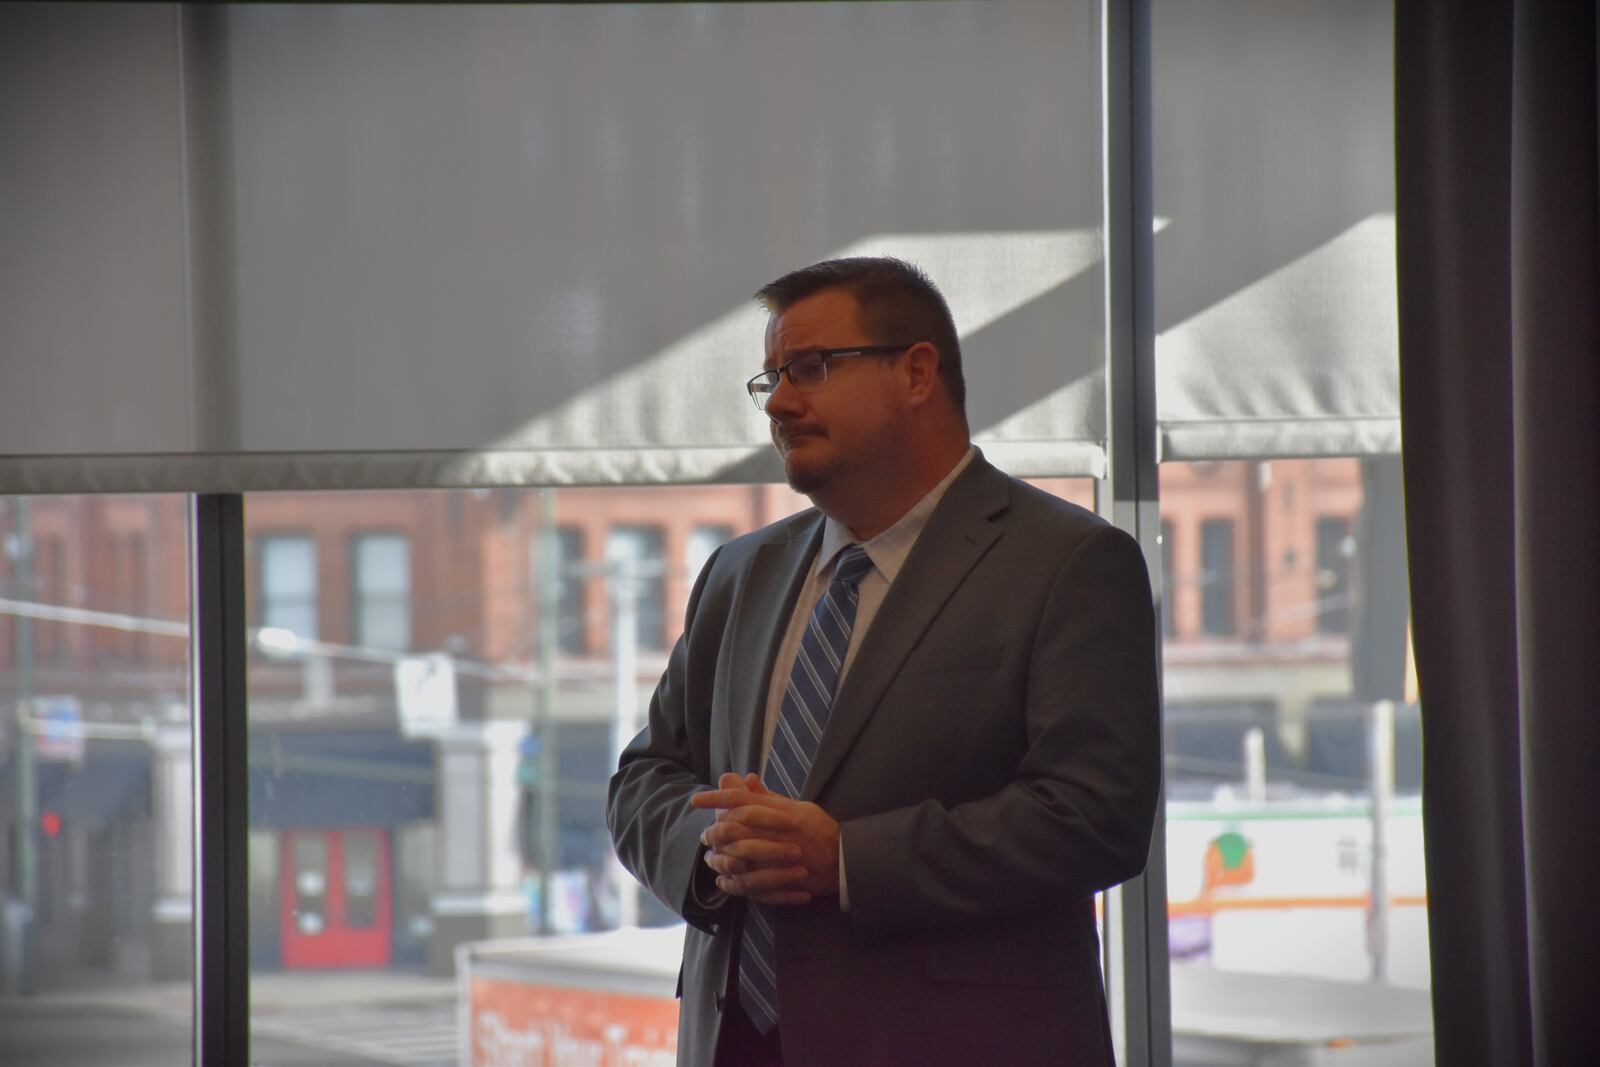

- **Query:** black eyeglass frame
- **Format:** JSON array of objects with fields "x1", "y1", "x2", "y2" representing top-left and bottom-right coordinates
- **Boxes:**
[{"x1": 745, "y1": 344, "x2": 914, "y2": 409}]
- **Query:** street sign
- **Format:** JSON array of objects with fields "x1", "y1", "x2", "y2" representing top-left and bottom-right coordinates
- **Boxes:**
[
  {"x1": 394, "y1": 653, "x2": 458, "y2": 737},
  {"x1": 33, "y1": 695, "x2": 84, "y2": 763}
]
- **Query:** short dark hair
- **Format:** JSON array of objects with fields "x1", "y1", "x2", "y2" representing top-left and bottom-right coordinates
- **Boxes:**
[{"x1": 755, "y1": 257, "x2": 966, "y2": 417}]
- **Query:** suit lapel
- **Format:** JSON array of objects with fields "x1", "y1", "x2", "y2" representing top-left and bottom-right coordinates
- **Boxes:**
[
  {"x1": 801, "y1": 458, "x2": 1011, "y2": 801},
  {"x1": 723, "y1": 514, "x2": 825, "y2": 773}
]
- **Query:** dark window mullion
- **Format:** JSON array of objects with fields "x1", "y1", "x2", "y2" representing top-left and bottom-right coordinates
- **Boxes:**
[
  {"x1": 190, "y1": 494, "x2": 250, "y2": 1067},
  {"x1": 1100, "y1": 0, "x2": 1172, "y2": 1063}
]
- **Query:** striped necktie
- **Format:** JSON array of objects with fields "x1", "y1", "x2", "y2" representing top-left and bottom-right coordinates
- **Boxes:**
[{"x1": 739, "y1": 543, "x2": 874, "y2": 1034}]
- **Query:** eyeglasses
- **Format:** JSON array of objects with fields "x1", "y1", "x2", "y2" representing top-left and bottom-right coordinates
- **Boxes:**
[{"x1": 745, "y1": 345, "x2": 912, "y2": 410}]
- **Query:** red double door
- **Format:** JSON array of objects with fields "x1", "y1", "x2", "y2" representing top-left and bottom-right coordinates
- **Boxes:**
[{"x1": 280, "y1": 828, "x2": 392, "y2": 969}]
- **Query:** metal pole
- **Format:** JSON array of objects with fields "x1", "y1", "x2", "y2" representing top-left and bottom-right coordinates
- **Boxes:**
[
  {"x1": 1368, "y1": 699, "x2": 1394, "y2": 981},
  {"x1": 1101, "y1": 0, "x2": 1170, "y2": 1063},
  {"x1": 534, "y1": 489, "x2": 560, "y2": 933},
  {"x1": 1243, "y1": 727, "x2": 1266, "y2": 806},
  {"x1": 10, "y1": 497, "x2": 37, "y2": 996},
  {"x1": 610, "y1": 557, "x2": 641, "y2": 928}
]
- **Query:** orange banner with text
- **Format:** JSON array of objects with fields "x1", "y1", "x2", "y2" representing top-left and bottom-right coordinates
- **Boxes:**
[{"x1": 468, "y1": 976, "x2": 679, "y2": 1066}]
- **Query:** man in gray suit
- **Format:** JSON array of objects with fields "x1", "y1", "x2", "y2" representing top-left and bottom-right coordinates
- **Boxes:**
[{"x1": 607, "y1": 257, "x2": 1160, "y2": 1066}]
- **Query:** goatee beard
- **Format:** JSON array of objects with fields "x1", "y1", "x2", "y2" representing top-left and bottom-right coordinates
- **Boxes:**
[{"x1": 784, "y1": 454, "x2": 836, "y2": 496}]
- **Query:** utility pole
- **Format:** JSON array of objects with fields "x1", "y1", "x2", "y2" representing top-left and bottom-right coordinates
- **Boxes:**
[
  {"x1": 9, "y1": 497, "x2": 37, "y2": 995},
  {"x1": 532, "y1": 490, "x2": 560, "y2": 933},
  {"x1": 609, "y1": 556, "x2": 640, "y2": 928},
  {"x1": 1242, "y1": 727, "x2": 1266, "y2": 806},
  {"x1": 1368, "y1": 699, "x2": 1394, "y2": 981}
]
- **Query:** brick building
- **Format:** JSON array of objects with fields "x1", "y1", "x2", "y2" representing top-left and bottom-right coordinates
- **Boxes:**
[{"x1": 1, "y1": 458, "x2": 1370, "y2": 984}]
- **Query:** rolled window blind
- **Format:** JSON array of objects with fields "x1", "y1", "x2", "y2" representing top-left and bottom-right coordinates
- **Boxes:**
[
  {"x1": 1152, "y1": 0, "x2": 1400, "y2": 461},
  {"x1": 0, "y1": 1, "x2": 1400, "y2": 494},
  {"x1": 0, "y1": 3, "x2": 1106, "y2": 493}
]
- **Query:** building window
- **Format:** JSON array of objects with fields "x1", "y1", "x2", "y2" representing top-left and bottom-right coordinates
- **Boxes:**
[
  {"x1": 1315, "y1": 516, "x2": 1354, "y2": 634},
  {"x1": 1200, "y1": 519, "x2": 1236, "y2": 636},
  {"x1": 258, "y1": 535, "x2": 318, "y2": 642},
  {"x1": 97, "y1": 531, "x2": 149, "y2": 664},
  {"x1": 554, "y1": 526, "x2": 588, "y2": 655},
  {"x1": 605, "y1": 526, "x2": 666, "y2": 652},
  {"x1": 1159, "y1": 519, "x2": 1176, "y2": 638},
  {"x1": 686, "y1": 525, "x2": 734, "y2": 585},
  {"x1": 34, "y1": 533, "x2": 67, "y2": 663},
  {"x1": 352, "y1": 533, "x2": 411, "y2": 652}
]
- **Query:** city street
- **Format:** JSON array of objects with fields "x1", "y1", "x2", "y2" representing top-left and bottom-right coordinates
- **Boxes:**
[
  {"x1": 0, "y1": 970, "x2": 458, "y2": 1067},
  {"x1": 252, "y1": 1001, "x2": 457, "y2": 1067}
]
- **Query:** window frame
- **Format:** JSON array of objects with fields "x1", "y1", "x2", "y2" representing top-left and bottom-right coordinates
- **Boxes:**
[
  {"x1": 1315, "y1": 514, "x2": 1355, "y2": 635},
  {"x1": 604, "y1": 524, "x2": 668, "y2": 654},
  {"x1": 173, "y1": 4, "x2": 1174, "y2": 1066},
  {"x1": 254, "y1": 532, "x2": 320, "y2": 645},
  {"x1": 348, "y1": 530, "x2": 412, "y2": 653},
  {"x1": 1199, "y1": 518, "x2": 1238, "y2": 637},
  {"x1": 553, "y1": 525, "x2": 589, "y2": 656}
]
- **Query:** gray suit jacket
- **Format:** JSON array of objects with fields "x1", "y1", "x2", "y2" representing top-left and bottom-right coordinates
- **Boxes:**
[{"x1": 607, "y1": 454, "x2": 1161, "y2": 1066}]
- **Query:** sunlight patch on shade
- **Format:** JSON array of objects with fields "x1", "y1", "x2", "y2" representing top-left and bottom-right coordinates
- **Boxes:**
[
  {"x1": 830, "y1": 229, "x2": 1104, "y2": 337},
  {"x1": 1156, "y1": 213, "x2": 1401, "y2": 460},
  {"x1": 1157, "y1": 213, "x2": 1398, "y2": 417},
  {"x1": 477, "y1": 229, "x2": 1107, "y2": 460}
]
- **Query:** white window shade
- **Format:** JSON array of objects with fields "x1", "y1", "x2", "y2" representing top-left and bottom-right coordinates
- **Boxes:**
[
  {"x1": 1156, "y1": 214, "x2": 1400, "y2": 460},
  {"x1": 0, "y1": 5, "x2": 191, "y2": 465},
  {"x1": 0, "y1": 3, "x2": 1106, "y2": 493},
  {"x1": 1151, "y1": 0, "x2": 1400, "y2": 462},
  {"x1": 0, "y1": 1, "x2": 1401, "y2": 494}
]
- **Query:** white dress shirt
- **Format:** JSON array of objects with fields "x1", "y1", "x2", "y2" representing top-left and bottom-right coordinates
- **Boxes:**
[{"x1": 758, "y1": 447, "x2": 976, "y2": 908}]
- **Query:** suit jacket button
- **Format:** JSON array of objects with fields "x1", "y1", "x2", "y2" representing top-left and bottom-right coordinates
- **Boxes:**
[{"x1": 714, "y1": 993, "x2": 725, "y2": 1012}]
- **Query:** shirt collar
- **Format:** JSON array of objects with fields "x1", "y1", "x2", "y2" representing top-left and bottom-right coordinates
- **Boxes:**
[{"x1": 817, "y1": 446, "x2": 977, "y2": 583}]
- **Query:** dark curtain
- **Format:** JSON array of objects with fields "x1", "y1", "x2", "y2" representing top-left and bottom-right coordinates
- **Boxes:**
[{"x1": 1395, "y1": 2, "x2": 1600, "y2": 1066}]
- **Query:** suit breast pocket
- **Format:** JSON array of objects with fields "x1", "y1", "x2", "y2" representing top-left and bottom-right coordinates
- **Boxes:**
[{"x1": 900, "y1": 642, "x2": 1004, "y2": 674}]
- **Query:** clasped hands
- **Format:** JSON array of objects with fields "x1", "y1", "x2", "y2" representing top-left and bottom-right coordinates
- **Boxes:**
[{"x1": 690, "y1": 773, "x2": 840, "y2": 906}]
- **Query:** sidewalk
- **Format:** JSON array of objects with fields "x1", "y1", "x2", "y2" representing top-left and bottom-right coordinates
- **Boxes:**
[{"x1": 4, "y1": 967, "x2": 459, "y2": 1020}]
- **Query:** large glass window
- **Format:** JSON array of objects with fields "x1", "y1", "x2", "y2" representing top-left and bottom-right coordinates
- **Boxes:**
[
  {"x1": 237, "y1": 484, "x2": 815, "y2": 1062},
  {"x1": 0, "y1": 496, "x2": 192, "y2": 1066},
  {"x1": 243, "y1": 477, "x2": 1097, "y2": 1065},
  {"x1": 0, "y1": 1, "x2": 1426, "y2": 1063},
  {"x1": 1162, "y1": 461, "x2": 1426, "y2": 1063},
  {"x1": 1152, "y1": 0, "x2": 1423, "y2": 1057}
]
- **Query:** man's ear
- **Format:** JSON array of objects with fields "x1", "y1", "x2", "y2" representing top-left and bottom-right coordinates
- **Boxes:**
[{"x1": 901, "y1": 341, "x2": 943, "y2": 408}]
